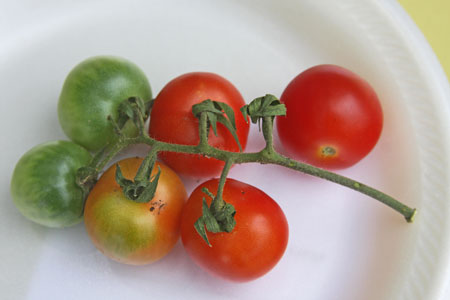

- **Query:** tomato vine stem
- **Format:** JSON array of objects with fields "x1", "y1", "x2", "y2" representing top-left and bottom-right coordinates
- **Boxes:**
[{"x1": 77, "y1": 96, "x2": 417, "y2": 228}]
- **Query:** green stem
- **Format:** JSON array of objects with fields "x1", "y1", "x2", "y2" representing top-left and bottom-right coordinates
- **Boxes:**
[
  {"x1": 198, "y1": 112, "x2": 209, "y2": 149},
  {"x1": 262, "y1": 116, "x2": 275, "y2": 152},
  {"x1": 79, "y1": 106, "x2": 416, "y2": 223},
  {"x1": 136, "y1": 135, "x2": 416, "y2": 222},
  {"x1": 94, "y1": 138, "x2": 130, "y2": 172},
  {"x1": 210, "y1": 159, "x2": 234, "y2": 213},
  {"x1": 134, "y1": 146, "x2": 159, "y2": 182},
  {"x1": 134, "y1": 109, "x2": 146, "y2": 136},
  {"x1": 268, "y1": 153, "x2": 417, "y2": 222}
]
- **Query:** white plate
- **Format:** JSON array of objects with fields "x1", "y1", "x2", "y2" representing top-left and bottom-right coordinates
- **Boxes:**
[{"x1": 1, "y1": 0, "x2": 450, "y2": 299}]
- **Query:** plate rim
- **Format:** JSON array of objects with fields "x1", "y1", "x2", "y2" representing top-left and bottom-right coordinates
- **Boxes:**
[{"x1": 364, "y1": 0, "x2": 450, "y2": 299}]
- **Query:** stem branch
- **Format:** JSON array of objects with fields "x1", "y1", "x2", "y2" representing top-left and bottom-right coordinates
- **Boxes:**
[
  {"x1": 271, "y1": 153, "x2": 417, "y2": 222},
  {"x1": 198, "y1": 112, "x2": 209, "y2": 149},
  {"x1": 210, "y1": 159, "x2": 234, "y2": 212},
  {"x1": 262, "y1": 116, "x2": 274, "y2": 152}
]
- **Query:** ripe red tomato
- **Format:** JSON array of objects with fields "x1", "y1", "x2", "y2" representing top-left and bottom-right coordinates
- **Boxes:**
[
  {"x1": 180, "y1": 178, "x2": 289, "y2": 282},
  {"x1": 149, "y1": 72, "x2": 249, "y2": 178},
  {"x1": 84, "y1": 157, "x2": 186, "y2": 265},
  {"x1": 276, "y1": 65, "x2": 383, "y2": 169}
]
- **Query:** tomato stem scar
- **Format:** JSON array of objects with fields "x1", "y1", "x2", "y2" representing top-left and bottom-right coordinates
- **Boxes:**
[{"x1": 321, "y1": 146, "x2": 337, "y2": 157}]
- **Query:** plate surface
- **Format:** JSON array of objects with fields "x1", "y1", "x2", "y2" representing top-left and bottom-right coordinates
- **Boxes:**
[{"x1": 1, "y1": 0, "x2": 450, "y2": 299}]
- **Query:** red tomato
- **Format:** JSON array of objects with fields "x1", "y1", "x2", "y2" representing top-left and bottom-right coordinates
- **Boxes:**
[
  {"x1": 149, "y1": 72, "x2": 249, "y2": 178},
  {"x1": 276, "y1": 65, "x2": 383, "y2": 169},
  {"x1": 181, "y1": 178, "x2": 289, "y2": 282},
  {"x1": 84, "y1": 157, "x2": 186, "y2": 265}
]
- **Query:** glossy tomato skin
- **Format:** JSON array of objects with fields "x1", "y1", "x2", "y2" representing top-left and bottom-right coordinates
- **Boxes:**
[
  {"x1": 149, "y1": 72, "x2": 249, "y2": 178},
  {"x1": 181, "y1": 178, "x2": 289, "y2": 282},
  {"x1": 58, "y1": 56, "x2": 152, "y2": 151},
  {"x1": 84, "y1": 157, "x2": 186, "y2": 265},
  {"x1": 276, "y1": 65, "x2": 383, "y2": 169},
  {"x1": 10, "y1": 140, "x2": 92, "y2": 227}
]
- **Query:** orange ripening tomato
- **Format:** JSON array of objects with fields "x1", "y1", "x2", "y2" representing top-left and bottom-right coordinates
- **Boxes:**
[{"x1": 84, "y1": 157, "x2": 186, "y2": 265}]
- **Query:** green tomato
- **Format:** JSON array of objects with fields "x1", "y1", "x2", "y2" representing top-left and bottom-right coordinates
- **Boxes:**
[
  {"x1": 58, "y1": 56, "x2": 152, "y2": 151},
  {"x1": 10, "y1": 140, "x2": 92, "y2": 228}
]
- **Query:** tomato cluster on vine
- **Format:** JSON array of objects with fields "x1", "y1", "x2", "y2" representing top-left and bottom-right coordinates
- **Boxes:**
[{"x1": 10, "y1": 55, "x2": 401, "y2": 283}]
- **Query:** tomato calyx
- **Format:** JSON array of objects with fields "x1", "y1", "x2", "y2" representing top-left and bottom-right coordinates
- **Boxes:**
[
  {"x1": 194, "y1": 187, "x2": 236, "y2": 246},
  {"x1": 76, "y1": 166, "x2": 98, "y2": 199},
  {"x1": 192, "y1": 99, "x2": 243, "y2": 151},
  {"x1": 241, "y1": 94, "x2": 286, "y2": 125},
  {"x1": 194, "y1": 159, "x2": 236, "y2": 246},
  {"x1": 241, "y1": 94, "x2": 286, "y2": 152},
  {"x1": 115, "y1": 152, "x2": 162, "y2": 203},
  {"x1": 114, "y1": 97, "x2": 153, "y2": 136}
]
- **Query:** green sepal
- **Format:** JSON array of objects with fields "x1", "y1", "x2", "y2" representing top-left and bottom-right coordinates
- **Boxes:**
[
  {"x1": 76, "y1": 166, "x2": 97, "y2": 187},
  {"x1": 241, "y1": 94, "x2": 286, "y2": 124},
  {"x1": 194, "y1": 198, "x2": 218, "y2": 246},
  {"x1": 117, "y1": 101, "x2": 133, "y2": 129},
  {"x1": 240, "y1": 105, "x2": 249, "y2": 124},
  {"x1": 134, "y1": 166, "x2": 161, "y2": 203},
  {"x1": 116, "y1": 97, "x2": 148, "y2": 132},
  {"x1": 214, "y1": 202, "x2": 236, "y2": 233},
  {"x1": 130, "y1": 97, "x2": 147, "y2": 128},
  {"x1": 192, "y1": 99, "x2": 243, "y2": 151},
  {"x1": 216, "y1": 114, "x2": 242, "y2": 152},
  {"x1": 115, "y1": 160, "x2": 161, "y2": 203},
  {"x1": 215, "y1": 101, "x2": 237, "y2": 134},
  {"x1": 134, "y1": 154, "x2": 155, "y2": 183},
  {"x1": 144, "y1": 99, "x2": 155, "y2": 119},
  {"x1": 115, "y1": 164, "x2": 134, "y2": 189},
  {"x1": 207, "y1": 112, "x2": 218, "y2": 136},
  {"x1": 75, "y1": 166, "x2": 98, "y2": 201},
  {"x1": 193, "y1": 188, "x2": 237, "y2": 246}
]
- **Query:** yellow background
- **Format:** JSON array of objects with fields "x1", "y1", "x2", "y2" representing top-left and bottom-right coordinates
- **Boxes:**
[{"x1": 399, "y1": 0, "x2": 450, "y2": 80}]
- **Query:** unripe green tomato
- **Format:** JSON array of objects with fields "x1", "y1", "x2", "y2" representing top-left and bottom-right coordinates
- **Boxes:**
[
  {"x1": 10, "y1": 140, "x2": 92, "y2": 227},
  {"x1": 58, "y1": 56, "x2": 152, "y2": 151}
]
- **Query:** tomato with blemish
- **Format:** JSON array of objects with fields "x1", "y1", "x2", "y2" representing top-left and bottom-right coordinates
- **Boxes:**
[{"x1": 84, "y1": 157, "x2": 186, "y2": 265}]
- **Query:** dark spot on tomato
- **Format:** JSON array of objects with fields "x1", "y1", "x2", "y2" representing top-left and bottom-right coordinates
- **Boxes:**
[
  {"x1": 149, "y1": 199, "x2": 166, "y2": 214},
  {"x1": 157, "y1": 203, "x2": 166, "y2": 215}
]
